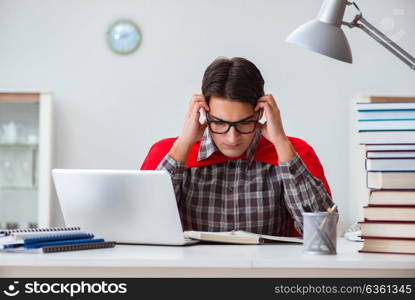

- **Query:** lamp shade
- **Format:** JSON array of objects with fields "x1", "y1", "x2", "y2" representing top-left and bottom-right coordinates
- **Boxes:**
[{"x1": 286, "y1": 19, "x2": 353, "y2": 63}]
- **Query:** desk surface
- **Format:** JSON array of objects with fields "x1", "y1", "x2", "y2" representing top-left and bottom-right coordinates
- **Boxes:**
[{"x1": 0, "y1": 238, "x2": 414, "y2": 278}]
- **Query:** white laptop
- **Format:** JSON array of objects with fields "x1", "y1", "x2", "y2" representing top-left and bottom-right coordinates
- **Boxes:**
[{"x1": 52, "y1": 169, "x2": 198, "y2": 246}]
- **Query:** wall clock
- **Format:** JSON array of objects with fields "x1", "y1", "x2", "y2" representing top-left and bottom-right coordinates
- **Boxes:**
[{"x1": 107, "y1": 20, "x2": 142, "y2": 55}]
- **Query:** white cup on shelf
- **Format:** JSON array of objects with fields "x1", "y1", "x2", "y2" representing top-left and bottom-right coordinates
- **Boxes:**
[{"x1": 2, "y1": 122, "x2": 18, "y2": 144}]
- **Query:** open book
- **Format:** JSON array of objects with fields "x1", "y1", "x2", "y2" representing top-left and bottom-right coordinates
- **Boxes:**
[{"x1": 184, "y1": 230, "x2": 303, "y2": 245}]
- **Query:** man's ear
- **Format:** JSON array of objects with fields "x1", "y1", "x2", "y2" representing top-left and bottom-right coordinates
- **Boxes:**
[
  {"x1": 199, "y1": 108, "x2": 207, "y2": 123},
  {"x1": 259, "y1": 108, "x2": 264, "y2": 120}
]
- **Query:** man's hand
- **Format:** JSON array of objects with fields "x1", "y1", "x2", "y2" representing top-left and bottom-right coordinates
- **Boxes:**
[
  {"x1": 169, "y1": 94, "x2": 209, "y2": 162},
  {"x1": 254, "y1": 94, "x2": 287, "y2": 145},
  {"x1": 178, "y1": 93, "x2": 210, "y2": 147},
  {"x1": 254, "y1": 94, "x2": 296, "y2": 162}
]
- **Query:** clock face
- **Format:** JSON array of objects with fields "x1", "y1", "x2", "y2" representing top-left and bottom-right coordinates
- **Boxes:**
[{"x1": 107, "y1": 20, "x2": 141, "y2": 54}]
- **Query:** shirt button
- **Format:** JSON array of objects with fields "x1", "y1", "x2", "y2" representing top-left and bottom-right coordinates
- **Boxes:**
[{"x1": 228, "y1": 186, "x2": 233, "y2": 192}]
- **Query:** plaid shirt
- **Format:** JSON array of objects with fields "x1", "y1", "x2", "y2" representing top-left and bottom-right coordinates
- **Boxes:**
[{"x1": 157, "y1": 128, "x2": 334, "y2": 236}]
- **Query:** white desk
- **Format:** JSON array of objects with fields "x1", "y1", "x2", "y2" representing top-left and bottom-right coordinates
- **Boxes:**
[{"x1": 0, "y1": 238, "x2": 414, "y2": 277}]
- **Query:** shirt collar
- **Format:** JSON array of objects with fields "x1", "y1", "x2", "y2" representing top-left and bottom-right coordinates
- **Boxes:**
[{"x1": 197, "y1": 127, "x2": 261, "y2": 164}]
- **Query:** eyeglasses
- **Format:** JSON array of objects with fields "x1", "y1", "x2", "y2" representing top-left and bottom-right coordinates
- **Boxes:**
[{"x1": 206, "y1": 111, "x2": 260, "y2": 134}]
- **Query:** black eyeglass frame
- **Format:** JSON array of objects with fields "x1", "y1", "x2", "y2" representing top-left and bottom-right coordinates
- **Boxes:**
[{"x1": 205, "y1": 111, "x2": 261, "y2": 134}]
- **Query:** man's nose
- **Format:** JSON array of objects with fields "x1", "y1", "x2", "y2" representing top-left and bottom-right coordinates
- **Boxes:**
[{"x1": 226, "y1": 126, "x2": 240, "y2": 142}]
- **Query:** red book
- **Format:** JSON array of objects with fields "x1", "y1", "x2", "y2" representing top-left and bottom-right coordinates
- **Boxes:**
[
  {"x1": 363, "y1": 205, "x2": 415, "y2": 222},
  {"x1": 358, "y1": 220, "x2": 415, "y2": 239},
  {"x1": 359, "y1": 236, "x2": 415, "y2": 255},
  {"x1": 367, "y1": 172, "x2": 415, "y2": 190},
  {"x1": 369, "y1": 190, "x2": 415, "y2": 206}
]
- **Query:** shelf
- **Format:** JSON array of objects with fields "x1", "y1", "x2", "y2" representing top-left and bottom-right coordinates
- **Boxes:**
[
  {"x1": 0, "y1": 93, "x2": 40, "y2": 103},
  {"x1": 0, "y1": 187, "x2": 37, "y2": 191},
  {"x1": 0, "y1": 143, "x2": 38, "y2": 149}
]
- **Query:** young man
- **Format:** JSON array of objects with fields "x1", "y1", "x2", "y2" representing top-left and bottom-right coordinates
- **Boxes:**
[{"x1": 142, "y1": 57, "x2": 335, "y2": 236}]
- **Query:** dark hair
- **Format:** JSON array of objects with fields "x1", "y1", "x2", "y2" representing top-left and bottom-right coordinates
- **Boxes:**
[{"x1": 201, "y1": 57, "x2": 265, "y2": 107}]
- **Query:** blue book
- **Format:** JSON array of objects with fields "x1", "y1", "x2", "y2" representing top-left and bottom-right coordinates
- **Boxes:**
[
  {"x1": 358, "y1": 110, "x2": 415, "y2": 120},
  {"x1": 24, "y1": 238, "x2": 105, "y2": 249},
  {"x1": 23, "y1": 233, "x2": 94, "y2": 245},
  {"x1": 2, "y1": 240, "x2": 115, "y2": 253},
  {"x1": 358, "y1": 119, "x2": 415, "y2": 131},
  {"x1": 357, "y1": 102, "x2": 415, "y2": 111}
]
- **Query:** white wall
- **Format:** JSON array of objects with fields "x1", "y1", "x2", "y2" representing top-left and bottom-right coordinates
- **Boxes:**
[{"x1": 1, "y1": 0, "x2": 414, "y2": 232}]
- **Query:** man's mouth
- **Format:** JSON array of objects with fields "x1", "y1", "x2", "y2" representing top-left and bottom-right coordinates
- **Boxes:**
[{"x1": 223, "y1": 143, "x2": 241, "y2": 149}]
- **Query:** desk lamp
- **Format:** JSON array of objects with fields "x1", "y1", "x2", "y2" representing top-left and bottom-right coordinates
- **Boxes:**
[{"x1": 286, "y1": 0, "x2": 415, "y2": 70}]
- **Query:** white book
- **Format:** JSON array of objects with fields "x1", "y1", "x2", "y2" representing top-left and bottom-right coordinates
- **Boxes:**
[
  {"x1": 358, "y1": 120, "x2": 415, "y2": 131},
  {"x1": 358, "y1": 110, "x2": 415, "y2": 120},
  {"x1": 357, "y1": 102, "x2": 415, "y2": 111},
  {"x1": 366, "y1": 159, "x2": 415, "y2": 171},
  {"x1": 367, "y1": 151, "x2": 415, "y2": 158},
  {"x1": 359, "y1": 131, "x2": 415, "y2": 144},
  {"x1": 366, "y1": 144, "x2": 415, "y2": 151},
  {"x1": 0, "y1": 227, "x2": 82, "y2": 246}
]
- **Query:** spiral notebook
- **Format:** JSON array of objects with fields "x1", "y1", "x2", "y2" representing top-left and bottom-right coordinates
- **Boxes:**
[
  {"x1": 41, "y1": 241, "x2": 116, "y2": 253},
  {"x1": 0, "y1": 227, "x2": 115, "y2": 253},
  {"x1": 3, "y1": 241, "x2": 116, "y2": 253},
  {"x1": 0, "y1": 226, "x2": 84, "y2": 245},
  {"x1": 0, "y1": 226, "x2": 82, "y2": 238}
]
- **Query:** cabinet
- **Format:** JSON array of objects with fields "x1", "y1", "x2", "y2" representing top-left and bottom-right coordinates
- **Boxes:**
[{"x1": 0, "y1": 92, "x2": 52, "y2": 228}]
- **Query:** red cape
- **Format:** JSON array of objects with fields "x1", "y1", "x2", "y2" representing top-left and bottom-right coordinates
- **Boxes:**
[{"x1": 140, "y1": 136, "x2": 331, "y2": 237}]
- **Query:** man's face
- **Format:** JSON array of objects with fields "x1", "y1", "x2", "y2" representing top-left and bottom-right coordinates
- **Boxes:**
[{"x1": 207, "y1": 97, "x2": 258, "y2": 157}]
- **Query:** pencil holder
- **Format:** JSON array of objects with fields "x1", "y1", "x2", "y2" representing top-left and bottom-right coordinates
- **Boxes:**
[{"x1": 302, "y1": 212, "x2": 338, "y2": 255}]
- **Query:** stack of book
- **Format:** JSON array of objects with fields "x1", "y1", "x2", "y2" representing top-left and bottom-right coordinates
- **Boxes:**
[
  {"x1": 356, "y1": 95, "x2": 415, "y2": 255},
  {"x1": 0, "y1": 226, "x2": 115, "y2": 253}
]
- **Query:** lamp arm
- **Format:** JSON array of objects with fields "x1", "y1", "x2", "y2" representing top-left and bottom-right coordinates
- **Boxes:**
[
  {"x1": 358, "y1": 17, "x2": 415, "y2": 70},
  {"x1": 343, "y1": 4, "x2": 415, "y2": 70}
]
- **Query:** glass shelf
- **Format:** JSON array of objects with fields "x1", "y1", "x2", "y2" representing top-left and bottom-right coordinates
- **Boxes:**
[
  {"x1": 0, "y1": 92, "x2": 52, "y2": 227},
  {"x1": 0, "y1": 187, "x2": 37, "y2": 191},
  {"x1": 0, "y1": 143, "x2": 38, "y2": 149}
]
